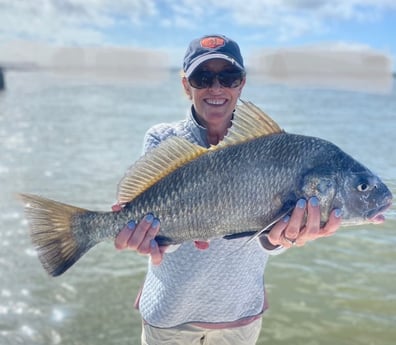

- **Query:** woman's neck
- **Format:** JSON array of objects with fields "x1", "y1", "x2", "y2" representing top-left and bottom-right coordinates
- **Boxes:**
[
  {"x1": 206, "y1": 125, "x2": 229, "y2": 145},
  {"x1": 192, "y1": 107, "x2": 232, "y2": 145}
]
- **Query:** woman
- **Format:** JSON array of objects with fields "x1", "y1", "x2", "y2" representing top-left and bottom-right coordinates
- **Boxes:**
[{"x1": 114, "y1": 34, "x2": 342, "y2": 345}]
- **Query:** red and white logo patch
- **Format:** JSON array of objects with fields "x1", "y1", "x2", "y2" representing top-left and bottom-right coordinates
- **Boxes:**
[{"x1": 200, "y1": 37, "x2": 225, "y2": 49}]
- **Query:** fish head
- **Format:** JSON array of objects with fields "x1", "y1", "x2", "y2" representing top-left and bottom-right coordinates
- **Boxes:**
[
  {"x1": 301, "y1": 165, "x2": 392, "y2": 226},
  {"x1": 299, "y1": 140, "x2": 393, "y2": 227},
  {"x1": 335, "y1": 169, "x2": 393, "y2": 226}
]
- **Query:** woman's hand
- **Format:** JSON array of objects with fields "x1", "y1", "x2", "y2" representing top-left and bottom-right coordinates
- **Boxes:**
[
  {"x1": 266, "y1": 197, "x2": 342, "y2": 249},
  {"x1": 113, "y1": 203, "x2": 211, "y2": 265},
  {"x1": 113, "y1": 204, "x2": 167, "y2": 265}
]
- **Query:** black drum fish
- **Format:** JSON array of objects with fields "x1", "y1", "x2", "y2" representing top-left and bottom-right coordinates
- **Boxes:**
[{"x1": 19, "y1": 101, "x2": 392, "y2": 276}]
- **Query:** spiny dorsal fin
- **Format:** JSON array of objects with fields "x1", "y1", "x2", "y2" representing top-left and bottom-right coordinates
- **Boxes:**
[
  {"x1": 117, "y1": 137, "x2": 207, "y2": 204},
  {"x1": 213, "y1": 100, "x2": 284, "y2": 150},
  {"x1": 117, "y1": 101, "x2": 282, "y2": 203}
]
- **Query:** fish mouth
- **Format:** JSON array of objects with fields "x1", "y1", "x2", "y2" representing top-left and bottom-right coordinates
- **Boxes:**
[{"x1": 366, "y1": 202, "x2": 392, "y2": 224}]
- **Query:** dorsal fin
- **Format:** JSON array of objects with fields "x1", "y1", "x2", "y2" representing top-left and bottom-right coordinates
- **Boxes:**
[
  {"x1": 117, "y1": 101, "x2": 283, "y2": 204},
  {"x1": 213, "y1": 100, "x2": 284, "y2": 150},
  {"x1": 117, "y1": 137, "x2": 207, "y2": 204}
]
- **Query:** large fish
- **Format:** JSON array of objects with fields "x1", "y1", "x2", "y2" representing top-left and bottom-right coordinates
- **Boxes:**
[{"x1": 19, "y1": 101, "x2": 392, "y2": 276}]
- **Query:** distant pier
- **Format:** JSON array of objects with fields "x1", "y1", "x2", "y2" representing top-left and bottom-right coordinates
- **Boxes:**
[{"x1": 0, "y1": 66, "x2": 5, "y2": 90}]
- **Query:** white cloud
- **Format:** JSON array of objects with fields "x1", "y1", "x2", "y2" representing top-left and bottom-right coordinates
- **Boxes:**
[
  {"x1": 157, "y1": 0, "x2": 395, "y2": 42},
  {"x1": 0, "y1": 1, "x2": 394, "y2": 74},
  {"x1": 208, "y1": 0, "x2": 393, "y2": 39},
  {"x1": 0, "y1": 0, "x2": 157, "y2": 44},
  {"x1": 0, "y1": 0, "x2": 394, "y2": 45}
]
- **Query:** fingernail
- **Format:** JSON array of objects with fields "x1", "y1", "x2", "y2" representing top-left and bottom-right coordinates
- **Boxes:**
[
  {"x1": 150, "y1": 239, "x2": 157, "y2": 249},
  {"x1": 310, "y1": 197, "x2": 319, "y2": 207},
  {"x1": 334, "y1": 209, "x2": 342, "y2": 218},
  {"x1": 152, "y1": 218, "x2": 160, "y2": 228},
  {"x1": 283, "y1": 215, "x2": 290, "y2": 223},
  {"x1": 145, "y1": 213, "x2": 154, "y2": 223},
  {"x1": 297, "y1": 199, "x2": 306, "y2": 208},
  {"x1": 127, "y1": 220, "x2": 136, "y2": 230}
]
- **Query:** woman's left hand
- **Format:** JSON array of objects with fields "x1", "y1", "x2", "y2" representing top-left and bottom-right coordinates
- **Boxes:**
[{"x1": 266, "y1": 197, "x2": 342, "y2": 248}]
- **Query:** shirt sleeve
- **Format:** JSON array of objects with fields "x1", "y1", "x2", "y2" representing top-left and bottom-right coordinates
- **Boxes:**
[
  {"x1": 143, "y1": 130, "x2": 162, "y2": 153},
  {"x1": 142, "y1": 123, "x2": 177, "y2": 154}
]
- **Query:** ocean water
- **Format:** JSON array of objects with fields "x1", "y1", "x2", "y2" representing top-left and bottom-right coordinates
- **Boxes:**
[{"x1": 0, "y1": 70, "x2": 395, "y2": 345}]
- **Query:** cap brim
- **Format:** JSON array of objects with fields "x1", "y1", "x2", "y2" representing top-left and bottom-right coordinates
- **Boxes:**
[{"x1": 185, "y1": 53, "x2": 244, "y2": 77}]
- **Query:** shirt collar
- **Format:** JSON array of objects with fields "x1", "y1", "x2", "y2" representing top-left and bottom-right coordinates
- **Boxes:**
[{"x1": 185, "y1": 106, "x2": 210, "y2": 148}]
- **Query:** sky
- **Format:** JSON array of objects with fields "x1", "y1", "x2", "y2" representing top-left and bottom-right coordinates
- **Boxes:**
[{"x1": 0, "y1": 0, "x2": 395, "y2": 70}]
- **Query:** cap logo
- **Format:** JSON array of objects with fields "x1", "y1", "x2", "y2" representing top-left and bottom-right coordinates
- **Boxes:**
[{"x1": 200, "y1": 37, "x2": 225, "y2": 49}]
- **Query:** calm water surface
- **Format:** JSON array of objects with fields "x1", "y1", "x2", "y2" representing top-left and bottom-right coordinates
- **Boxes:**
[{"x1": 0, "y1": 71, "x2": 395, "y2": 345}]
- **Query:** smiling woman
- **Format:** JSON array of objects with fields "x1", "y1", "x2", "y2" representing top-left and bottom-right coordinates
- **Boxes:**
[
  {"x1": 106, "y1": 34, "x2": 346, "y2": 345},
  {"x1": 1, "y1": 51, "x2": 395, "y2": 345}
]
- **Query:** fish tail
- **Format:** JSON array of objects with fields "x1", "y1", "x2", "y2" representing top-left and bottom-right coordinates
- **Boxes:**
[{"x1": 18, "y1": 193, "x2": 96, "y2": 277}]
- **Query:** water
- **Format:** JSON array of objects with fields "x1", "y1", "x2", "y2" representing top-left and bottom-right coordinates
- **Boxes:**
[{"x1": 0, "y1": 71, "x2": 395, "y2": 345}]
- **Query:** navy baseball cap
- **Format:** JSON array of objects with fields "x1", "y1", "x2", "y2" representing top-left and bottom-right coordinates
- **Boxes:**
[{"x1": 183, "y1": 34, "x2": 245, "y2": 77}]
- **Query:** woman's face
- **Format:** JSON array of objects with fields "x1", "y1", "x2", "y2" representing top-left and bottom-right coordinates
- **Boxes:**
[{"x1": 182, "y1": 59, "x2": 246, "y2": 129}]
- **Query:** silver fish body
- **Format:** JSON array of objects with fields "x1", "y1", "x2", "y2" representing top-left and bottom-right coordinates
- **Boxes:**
[
  {"x1": 19, "y1": 102, "x2": 392, "y2": 276},
  {"x1": 107, "y1": 132, "x2": 392, "y2": 245}
]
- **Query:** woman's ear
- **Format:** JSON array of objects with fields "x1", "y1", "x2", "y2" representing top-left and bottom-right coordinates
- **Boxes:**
[
  {"x1": 237, "y1": 77, "x2": 246, "y2": 97},
  {"x1": 182, "y1": 77, "x2": 192, "y2": 100},
  {"x1": 240, "y1": 77, "x2": 246, "y2": 90}
]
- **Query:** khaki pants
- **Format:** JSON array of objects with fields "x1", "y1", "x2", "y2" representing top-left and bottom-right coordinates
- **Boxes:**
[{"x1": 141, "y1": 318, "x2": 262, "y2": 345}]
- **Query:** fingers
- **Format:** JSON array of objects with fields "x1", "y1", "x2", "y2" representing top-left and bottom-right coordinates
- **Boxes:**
[
  {"x1": 319, "y1": 209, "x2": 342, "y2": 238},
  {"x1": 114, "y1": 220, "x2": 136, "y2": 250},
  {"x1": 294, "y1": 197, "x2": 320, "y2": 246},
  {"x1": 268, "y1": 199, "x2": 307, "y2": 249},
  {"x1": 301, "y1": 200, "x2": 341, "y2": 242},
  {"x1": 149, "y1": 239, "x2": 163, "y2": 265},
  {"x1": 114, "y1": 213, "x2": 164, "y2": 264},
  {"x1": 267, "y1": 197, "x2": 342, "y2": 249},
  {"x1": 126, "y1": 214, "x2": 159, "y2": 253},
  {"x1": 266, "y1": 215, "x2": 290, "y2": 247},
  {"x1": 284, "y1": 199, "x2": 307, "y2": 242}
]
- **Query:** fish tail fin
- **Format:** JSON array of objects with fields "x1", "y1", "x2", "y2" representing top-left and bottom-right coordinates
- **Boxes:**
[{"x1": 18, "y1": 193, "x2": 95, "y2": 277}]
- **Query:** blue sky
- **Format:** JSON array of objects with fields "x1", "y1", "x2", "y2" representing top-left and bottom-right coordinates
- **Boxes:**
[{"x1": 0, "y1": 0, "x2": 395, "y2": 69}]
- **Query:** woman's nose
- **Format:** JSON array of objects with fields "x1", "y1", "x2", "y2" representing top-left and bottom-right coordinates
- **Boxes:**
[{"x1": 209, "y1": 77, "x2": 222, "y2": 90}]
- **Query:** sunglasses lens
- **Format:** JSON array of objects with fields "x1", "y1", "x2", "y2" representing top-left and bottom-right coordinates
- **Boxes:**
[
  {"x1": 218, "y1": 71, "x2": 244, "y2": 88},
  {"x1": 188, "y1": 71, "x2": 214, "y2": 89},
  {"x1": 188, "y1": 70, "x2": 244, "y2": 89}
]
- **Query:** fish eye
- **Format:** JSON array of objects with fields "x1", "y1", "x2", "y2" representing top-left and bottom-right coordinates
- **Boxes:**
[{"x1": 357, "y1": 183, "x2": 371, "y2": 192}]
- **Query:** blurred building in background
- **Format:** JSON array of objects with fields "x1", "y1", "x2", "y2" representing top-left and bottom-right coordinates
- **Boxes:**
[{"x1": 248, "y1": 44, "x2": 393, "y2": 93}]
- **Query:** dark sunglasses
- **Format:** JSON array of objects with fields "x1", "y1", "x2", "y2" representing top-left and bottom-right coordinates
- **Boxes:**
[{"x1": 188, "y1": 69, "x2": 245, "y2": 89}]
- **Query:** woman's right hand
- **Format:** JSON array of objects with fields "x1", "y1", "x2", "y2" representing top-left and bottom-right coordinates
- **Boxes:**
[{"x1": 113, "y1": 207, "x2": 167, "y2": 265}]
